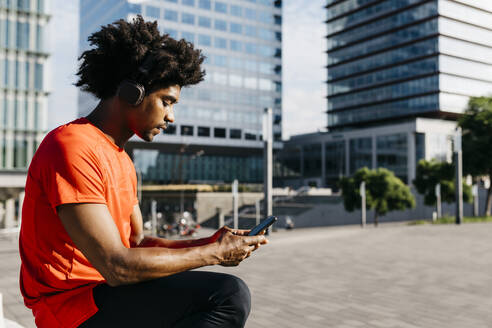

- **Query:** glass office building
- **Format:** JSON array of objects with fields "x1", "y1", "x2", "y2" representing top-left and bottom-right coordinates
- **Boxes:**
[
  {"x1": 326, "y1": 0, "x2": 492, "y2": 129},
  {"x1": 79, "y1": 0, "x2": 282, "y2": 184},
  {"x1": 0, "y1": 0, "x2": 49, "y2": 229},
  {"x1": 277, "y1": 0, "x2": 492, "y2": 189},
  {"x1": 0, "y1": 0, "x2": 49, "y2": 170}
]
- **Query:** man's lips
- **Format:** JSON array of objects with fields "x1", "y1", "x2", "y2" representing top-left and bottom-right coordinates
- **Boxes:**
[{"x1": 158, "y1": 122, "x2": 169, "y2": 130}]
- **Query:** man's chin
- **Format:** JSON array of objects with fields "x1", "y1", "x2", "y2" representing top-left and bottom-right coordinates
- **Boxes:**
[{"x1": 139, "y1": 132, "x2": 154, "y2": 142}]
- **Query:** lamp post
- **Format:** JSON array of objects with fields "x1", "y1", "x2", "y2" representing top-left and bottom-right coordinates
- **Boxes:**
[
  {"x1": 454, "y1": 127, "x2": 463, "y2": 225},
  {"x1": 435, "y1": 183, "x2": 441, "y2": 220},
  {"x1": 360, "y1": 181, "x2": 366, "y2": 228},
  {"x1": 263, "y1": 108, "x2": 273, "y2": 234}
]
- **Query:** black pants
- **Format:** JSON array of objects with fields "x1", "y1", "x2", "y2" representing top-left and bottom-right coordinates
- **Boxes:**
[{"x1": 78, "y1": 271, "x2": 251, "y2": 328}]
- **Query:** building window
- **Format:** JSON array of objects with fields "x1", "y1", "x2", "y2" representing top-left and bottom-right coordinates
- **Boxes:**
[
  {"x1": 198, "y1": 0, "x2": 211, "y2": 10},
  {"x1": 35, "y1": 63, "x2": 43, "y2": 91},
  {"x1": 165, "y1": 29, "x2": 178, "y2": 39},
  {"x1": 37, "y1": 0, "x2": 45, "y2": 13},
  {"x1": 182, "y1": 0, "x2": 194, "y2": 6},
  {"x1": 214, "y1": 128, "x2": 226, "y2": 138},
  {"x1": 181, "y1": 125, "x2": 194, "y2": 136},
  {"x1": 377, "y1": 133, "x2": 408, "y2": 182},
  {"x1": 245, "y1": 132, "x2": 256, "y2": 140},
  {"x1": 215, "y1": 2, "x2": 227, "y2": 13},
  {"x1": 214, "y1": 37, "x2": 227, "y2": 49},
  {"x1": 165, "y1": 0, "x2": 178, "y2": 2},
  {"x1": 16, "y1": 22, "x2": 29, "y2": 50},
  {"x1": 245, "y1": 43, "x2": 256, "y2": 54},
  {"x1": 303, "y1": 144, "x2": 322, "y2": 177},
  {"x1": 214, "y1": 19, "x2": 227, "y2": 31},
  {"x1": 181, "y1": 31, "x2": 195, "y2": 42},
  {"x1": 213, "y1": 55, "x2": 227, "y2": 67},
  {"x1": 230, "y1": 22, "x2": 242, "y2": 34},
  {"x1": 258, "y1": 28, "x2": 274, "y2": 41},
  {"x1": 325, "y1": 141, "x2": 345, "y2": 187},
  {"x1": 245, "y1": 8, "x2": 256, "y2": 20},
  {"x1": 198, "y1": 16, "x2": 211, "y2": 28},
  {"x1": 182, "y1": 13, "x2": 195, "y2": 25},
  {"x1": 230, "y1": 129, "x2": 242, "y2": 139},
  {"x1": 164, "y1": 9, "x2": 178, "y2": 21},
  {"x1": 163, "y1": 125, "x2": 176, "y2": 135},
  {"x1": 230, "y1": 5, "x2": 242, "y2": 16},
  {"x1": 258, "y1": 12, "x2": 274, "y2": 24},
  {"x1": 274, "y1": 15, "x2": 282, "y2": 25},
  {"x1": 349, "y1": 138, "x2": 372, "y2": 174},
  {"x1": 244, "y1": 25, "x2": 256, "y2": 37},
  {"x1": 230, "y1": 40, "x2": 242, "y2": 51},
  {"x1": 36, "y1": 24, "x2": 44, "y2": 52},
  {"x1": 198, "y1": 34, "x2": 211, "y2": 46},
  {"x1": 145, "y1": 5, "x2": 160, "y2": 19},
  {"x1": 198, "y1": 126, "x2": 210, "y2": 137}
]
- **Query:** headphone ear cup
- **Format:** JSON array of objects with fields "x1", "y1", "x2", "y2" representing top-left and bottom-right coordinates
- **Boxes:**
[{"x1": 117, "y1": 80, "x2": 145, "y2": 106}]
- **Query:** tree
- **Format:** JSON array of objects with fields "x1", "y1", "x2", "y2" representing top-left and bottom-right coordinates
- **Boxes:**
[
  {"x1": 458, "y1": 96, "x2": 492, "y2": 215},
  {"x1": 339, "y1": 167, "x2": 415, "y2": 226},
  {"x1": 413, "y1": 159, "x2": 472, "y2": 206}
]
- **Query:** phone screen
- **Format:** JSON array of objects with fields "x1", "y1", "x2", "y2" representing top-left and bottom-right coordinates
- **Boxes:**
[{"x1": 248, "y1": 216, "x2": 277, "y2": 236}]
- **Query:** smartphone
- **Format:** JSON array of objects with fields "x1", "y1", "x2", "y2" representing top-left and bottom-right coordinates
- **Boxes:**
[{"x1": 248, "y1": 216, "x2": 277, "y2": 236}]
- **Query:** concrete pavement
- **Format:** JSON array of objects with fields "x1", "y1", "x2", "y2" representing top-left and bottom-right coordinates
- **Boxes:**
[{"x1": 1, "y1": 223, "x2": 492, "y2": 327}]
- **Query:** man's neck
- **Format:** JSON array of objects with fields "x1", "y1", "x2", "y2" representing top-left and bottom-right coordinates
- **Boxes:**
[{"x1": 85, "y1": 98, "x2": 133, "y2": 149}]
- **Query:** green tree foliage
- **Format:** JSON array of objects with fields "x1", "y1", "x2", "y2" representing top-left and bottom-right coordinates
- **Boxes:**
[
  {"x1": 458, "y1": 96, "x2": 492, "y2": 215},
  {"x1": 339, "y1": 167, "x2": 415, "y2": 226},
  {"x1": 413, "y1": 159, "x2": 472, "y2": 206}
]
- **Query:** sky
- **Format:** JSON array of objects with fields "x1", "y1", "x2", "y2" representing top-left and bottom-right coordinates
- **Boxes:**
[
  {"x1": 48, "y1": 0, "x2": 327, "y2": 139},
  {"x1": 48, "y1": 0, "x2": 80, "y2": 129}
]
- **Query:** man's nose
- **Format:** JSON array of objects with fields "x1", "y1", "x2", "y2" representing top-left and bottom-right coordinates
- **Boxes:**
[{"x1": 166, "y1": 107, "x2": 175, "y2": 123}]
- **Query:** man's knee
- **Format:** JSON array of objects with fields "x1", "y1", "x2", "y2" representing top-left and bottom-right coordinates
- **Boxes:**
[{"x1": 216, "y1": 275, "x2": 251, "y2": 325}]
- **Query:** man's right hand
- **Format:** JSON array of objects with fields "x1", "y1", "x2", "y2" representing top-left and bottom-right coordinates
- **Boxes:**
[{"x1": 212, "y1": 226, "x2": 268, "y2": 267}]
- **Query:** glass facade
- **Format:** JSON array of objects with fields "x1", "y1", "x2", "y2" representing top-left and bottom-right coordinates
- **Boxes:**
[
  {"x1": 133, "y1": 149, "x2": 262, "y2": 183},
  {"x1": 376, "y1": 133, "x2": 407, "y2": 182},
  {"x1": 327, "y1": 0, "x2": 492, "y2": 128},
  {"x1": 302, "y1": 143, "x2": 321, "y2": 178},
  {"x1": 0, "y1": 0, "x2": 49, "y2": 170},
  {"x1": 79, "y1": 0, "x2": 282, "y2": 184},
  {"x1": 349, "y1": 137, "x2": 372, "y2": 174},
  {"x1": 325, "y1": 140, "x2": 345, "y2": 186},
  {"x1": 326, "y1": 0, "x2": 439, "y2": 128}
]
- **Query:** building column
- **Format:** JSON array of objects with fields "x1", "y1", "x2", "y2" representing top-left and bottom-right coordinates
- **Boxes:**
[
  {"x1": 0, "y1": 202, "x2": 4, "y2": 228},
  {"x1": 345, "y1": 139, "x2": 350, "y2": 176},
  {"x1": 407, "y1": 132, "x2": 416, "y2": 186},
  {"x1": 18, "y1": 191, "x2": 25, "y2": 227},
  {"x1": 5, "y1": 198, "x2": 15, "y2": 228},
  {"x1": 321, "y1": 142, "x2": 326, "y2": 187},
  {"x1": 372, "y1": 135, "x2": 377, "y2": 169}
]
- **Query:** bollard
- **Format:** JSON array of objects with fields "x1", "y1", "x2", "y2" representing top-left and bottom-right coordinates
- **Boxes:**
[{"x1": 0, "y1": 292, "x2": 4, "y2": 328}]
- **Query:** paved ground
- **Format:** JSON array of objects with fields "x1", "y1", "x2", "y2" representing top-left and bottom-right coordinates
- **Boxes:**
[{"x1": 1, "y1": 223, "x2": 492, "y2": 327}]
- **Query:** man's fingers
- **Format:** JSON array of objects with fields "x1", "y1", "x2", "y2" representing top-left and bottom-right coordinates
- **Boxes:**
[
  {"x1": 231, "y1": 229, "x2": 250, "y2": 236},
  {"x1": 241, "y1": 235, "x2": 268, "y2": 246}
]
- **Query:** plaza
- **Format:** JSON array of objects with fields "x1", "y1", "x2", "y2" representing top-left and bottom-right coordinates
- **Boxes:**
[{"x1": 2, "y1": 222, "x2": 491, "y2": 328}]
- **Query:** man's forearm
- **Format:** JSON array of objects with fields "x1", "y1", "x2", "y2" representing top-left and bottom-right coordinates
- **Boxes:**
[
  {"x1": 105, "y1": 242, "x2": 219, "y2": 286},
  {"x1": 136, "y1": 235, "x2": 212, "y2": 249}
]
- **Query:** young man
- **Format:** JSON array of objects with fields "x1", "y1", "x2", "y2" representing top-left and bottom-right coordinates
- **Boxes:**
[{"x1": 19, "y1": 16, "x2": 267, "y2": 328}]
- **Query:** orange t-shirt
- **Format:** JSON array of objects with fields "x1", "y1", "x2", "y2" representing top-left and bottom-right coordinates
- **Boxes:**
[{"x1": 19, "y1": 118, "x2": 138, "y2": 328}]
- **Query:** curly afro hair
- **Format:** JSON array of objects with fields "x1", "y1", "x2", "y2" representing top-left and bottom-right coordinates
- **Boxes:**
[{"x1": 76, "y1": 15, "x2": 206, "y2": 99}]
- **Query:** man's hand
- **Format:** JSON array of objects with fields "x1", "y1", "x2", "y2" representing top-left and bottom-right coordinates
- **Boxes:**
[{"x1": 211, "y1": 226, "x2": 268, "y2": 267}]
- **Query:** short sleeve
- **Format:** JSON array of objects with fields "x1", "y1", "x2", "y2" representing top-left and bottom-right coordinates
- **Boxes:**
[{"x1": 40, "y1": 137, "x2": 107, "y2": 211}]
